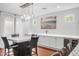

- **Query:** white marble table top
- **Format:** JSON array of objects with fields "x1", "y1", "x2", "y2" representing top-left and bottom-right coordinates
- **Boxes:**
[{"x1": 8, "y1": 36, "x2": 31, "y2": 43}]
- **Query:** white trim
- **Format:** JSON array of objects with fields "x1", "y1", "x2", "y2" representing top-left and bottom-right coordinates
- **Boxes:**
[{"x1": 27, "y1": 33, "x2": 79, "y2": 39}]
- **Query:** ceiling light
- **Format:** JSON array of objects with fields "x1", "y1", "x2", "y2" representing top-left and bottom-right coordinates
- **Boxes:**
[
  {"x1": 21, "y1": 14, "x2": 26, "y2": 19},
  {"x1": 20, "y1": 3, "x2": 33, "y2": 8},
  {"x1": 25, "y1": 16, "x2": 31, "y2": 20},
  {"x1": 57, "y1": 5, "x2": 60, "y2": 8},
  {"x1": 21, "y1": 14, "x2": 32, "y2": 20},
  {"x1": 42, "y1": 8, "x2": 47, "y2": 10}
]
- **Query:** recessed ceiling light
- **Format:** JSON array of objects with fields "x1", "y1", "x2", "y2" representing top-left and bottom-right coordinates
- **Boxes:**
[
  {"x1": 42, "y1": 8, "x2": 47, "y2": 10},
  {"x1": 57, "y1": 5, "x2": 60, "y2": 8},
  {"x1": 20, "y1": 3, "x2": 33, "y2": 8}
]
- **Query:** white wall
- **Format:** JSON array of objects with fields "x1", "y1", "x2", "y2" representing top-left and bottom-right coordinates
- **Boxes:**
[
  {"x1": 76, "y1": 8, "x2": 79, "y2": 35},
  {"x1": 27, "y1": 7, "x2": 79, "y2": 49},
  {"x1": 31, "y1": 7, "x2": 79, "y2": 36}
]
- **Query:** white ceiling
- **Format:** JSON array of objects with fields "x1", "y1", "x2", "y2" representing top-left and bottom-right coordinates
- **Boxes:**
[{"x1": 0, "y1": 3, "x2": 79, "y2": 17}]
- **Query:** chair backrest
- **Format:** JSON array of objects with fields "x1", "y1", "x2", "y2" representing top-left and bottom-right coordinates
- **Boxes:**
[
  {"x1": 30, "y1": 34, "x2": 39, "y2": 48},
  {"x1": 1, "y1": 37, "x2": 9, "y2": 48},
  {"x1": 60, "y1": 47, "x2": 70, "y2": 56},
  {"x1": 51, "y1": 52, "x2": 61, "y2": 56},
  {"x1": 11, "y1": 34, "x2": 19, "y2": 37}
]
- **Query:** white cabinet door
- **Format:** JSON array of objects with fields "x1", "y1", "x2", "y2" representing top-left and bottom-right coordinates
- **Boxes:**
[
  {"x1": 38, "y1": 36, "x2": 56, "y2": 48},
  {"x1": 55, "y1": 37, "x2": 64, "y2": 49},
  {"x1": 48, "y1": 37, "x2": 56, "y2": 48},
  {"x1": 38, "y1": 36, "x2": 64, "y2": 49},
  {"x1": 38, "y1": 36, "x2": 50, "y2": 47}
]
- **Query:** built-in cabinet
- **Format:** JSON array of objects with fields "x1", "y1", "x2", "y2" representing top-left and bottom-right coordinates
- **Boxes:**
[
  {"x1": 38, "y1": 36, "x2": 64, "y2": 50},
  {"x1": 38, "y1": 36, "x2": 79, "y2": 50}
]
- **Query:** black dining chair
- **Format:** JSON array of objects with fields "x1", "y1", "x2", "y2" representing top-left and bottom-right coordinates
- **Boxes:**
[
  {"x1": 1, "y1": 37, "x2": 18, "y2": 56},
  {"x1": 30, "y1": 35, "x2": 39, "y2": 56},
  {"x1": 51, "y1": 52, "x2": 61, "y2": 56},
  {"x1": 26, "y1": 34, "x2": 39, "y2": 56},
  {"x1": 30, "y1": 34, "x2": 39, "y2": 56},
  {"x1": 11, "y1": 34, "x2": 19, "y2": 37}
]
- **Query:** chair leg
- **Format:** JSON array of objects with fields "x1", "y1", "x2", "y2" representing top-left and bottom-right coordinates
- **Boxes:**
[
  {"x1": 4, "y1": 49, "x2": 6, "y2": 56},
  {"x1": 8, "y1": 49, "x2": 10, "y2": 56},
  {"x1": 35, "y1": 47, "x2": 38, "y2": 56}
]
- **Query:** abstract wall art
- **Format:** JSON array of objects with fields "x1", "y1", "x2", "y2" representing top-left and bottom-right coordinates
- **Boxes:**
[{"x1": 41, "y1": 16, "x2": 57, "y2": 29}]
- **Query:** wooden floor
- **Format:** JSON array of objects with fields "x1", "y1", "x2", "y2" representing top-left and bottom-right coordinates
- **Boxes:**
[
  {"x1": 33, "y1": 46, "x2": 56, "y2": 56},
  {"x1": 0, "y1": 47, "x2": 56, "y2": 56}
]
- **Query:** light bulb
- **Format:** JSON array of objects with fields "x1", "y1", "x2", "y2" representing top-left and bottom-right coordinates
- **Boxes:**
[{"x1": 57, "y1": 5, "x2": 60, "y2": 8}]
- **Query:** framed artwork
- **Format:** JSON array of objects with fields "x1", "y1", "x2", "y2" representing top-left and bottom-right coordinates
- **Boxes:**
[
  {"x1": 64, "y1": 14, "x2": 75, "y2": 23},
  {"x1": 41, "y1": 16, "x2": 57, "y2": 29}
]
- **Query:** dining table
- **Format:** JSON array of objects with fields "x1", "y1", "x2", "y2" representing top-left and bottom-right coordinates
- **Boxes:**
[{"x1": 7, "y1": 35, "x2": 32, "y2": 56}]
